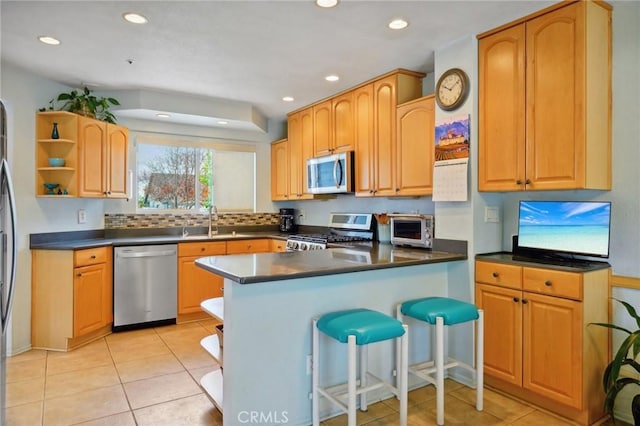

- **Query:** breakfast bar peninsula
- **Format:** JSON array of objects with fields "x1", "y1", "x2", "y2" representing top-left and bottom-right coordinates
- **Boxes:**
[{"x1": 195, "y1": 241, "x2": 466, "y2": 425}]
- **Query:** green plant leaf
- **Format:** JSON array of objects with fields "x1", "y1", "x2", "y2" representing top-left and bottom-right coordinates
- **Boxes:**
[
  {"x1": 614, "y1": 298, "x2": 640, "y2": 330},
  {"x1": 590, "y1": 322, "x2": 633, "y2": 335}
]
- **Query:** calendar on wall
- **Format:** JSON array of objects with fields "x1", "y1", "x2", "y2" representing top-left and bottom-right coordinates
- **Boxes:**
[{"x1": 432, "y1": 115, "x2": 470, "y2": 202}]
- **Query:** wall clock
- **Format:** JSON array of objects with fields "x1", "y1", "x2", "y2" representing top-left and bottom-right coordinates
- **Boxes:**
[{"x1": 435, "y1": 68, "x2": 470, "y2": 111}]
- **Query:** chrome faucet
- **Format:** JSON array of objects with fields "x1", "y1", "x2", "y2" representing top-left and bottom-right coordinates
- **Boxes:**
[{"x1": 208, "y1": 205, "x2": 219, "y2": 237}]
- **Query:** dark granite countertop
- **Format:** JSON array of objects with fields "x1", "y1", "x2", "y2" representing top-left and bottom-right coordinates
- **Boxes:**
[
  {"x1": 476, "y1": 252, "x2": 611, "y2": 272},
  {"x1": 29, "y1": 230, "x2": 289, "y2": 250},
  {"x1": 195, "y1": 243, "x2": 467, "y2": 284}
]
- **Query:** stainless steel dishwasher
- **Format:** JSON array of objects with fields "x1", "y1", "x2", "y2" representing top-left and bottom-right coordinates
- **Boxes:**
[{"x1": 113, "y1": 244, "x2": 177, "y2": 331}]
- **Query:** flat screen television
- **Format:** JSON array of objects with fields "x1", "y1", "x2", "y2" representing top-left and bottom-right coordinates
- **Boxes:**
[{"x1": 516, "y1": 200, "x2": 611, "y2": 260}]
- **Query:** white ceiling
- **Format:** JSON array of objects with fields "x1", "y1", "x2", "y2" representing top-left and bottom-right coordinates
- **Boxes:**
[{"x1": 1, "y1": 0, "x2": 554, "y2": 132}]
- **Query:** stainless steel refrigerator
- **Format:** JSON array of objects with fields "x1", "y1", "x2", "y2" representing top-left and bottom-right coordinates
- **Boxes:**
[{"x1": 0, "y1": 100, "x2": 18, "y2": 425}]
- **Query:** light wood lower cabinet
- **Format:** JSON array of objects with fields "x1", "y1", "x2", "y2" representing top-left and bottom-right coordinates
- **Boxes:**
[
  {"x1": 270, "y1": 239, "x2": 287, "y2": 252},
  {"x1": 226, "y1": 239, "x2": 271, "y2": 254},
  {"x1": 475, "y1": 259, "x2": 609, "y2": 425},
  {"x1": 178, "y1": 242, "x2": 226, "y2": 322},
  {"x1": 32, "y1": 247, "x2": 112, "y2": 351}
]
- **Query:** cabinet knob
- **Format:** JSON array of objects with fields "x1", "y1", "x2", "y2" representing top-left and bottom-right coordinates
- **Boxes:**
[
  {"x1": 90, "y1": 255, "x2": 96, "y2": 259},
  {"x1": 544, "y1": 280, "x2": 552, "y2": 287},
  {"x1": 522, "y1": 299, "x2": 529, "y2": 304},
  {"x1": 516, "y1": 179, "x2": 523, "y2": 185},
  {"x1": 77, "y1": 273, "x2": 82, "y2": 277},
  {"x1": 492, "y1": 272, "x2": 499, "y2": 278},
  {"x1": 201, "y1": 247, "x2": 205, "y2": 251},
  {"x1": 525, "y1": 179, "x2": 531, "y2": 185},
  {"x1": 513, "y1": 297, "x2": 520, "y2": 303},
  {"x1": 369, "y1": 190, "x2": 374, "y2": 194}
]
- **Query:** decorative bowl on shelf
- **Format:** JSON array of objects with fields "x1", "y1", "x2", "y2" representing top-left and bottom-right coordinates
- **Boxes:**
[
  {"x1": 48, "y1": 157, "x2": 65, "y2": 167},
  {"x1": 43, "y1": 183, "x2": 59, "y2": 195}
]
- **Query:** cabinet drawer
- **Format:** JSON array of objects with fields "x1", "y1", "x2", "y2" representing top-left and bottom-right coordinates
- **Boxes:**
[
  {"x1": 476, "y1": 261, "x2": 522, "y2": 289},
  {"x1": 227, "y1": 239, "x2": 270, "y2": 254},
  {"x1": 178, "y1": 241, "x2": 227, "y2": 257},
  {"x1": 523, "y1": 267, "x2": 582, "y2": 300},
  {"x1": 74, "y1": 247, "x2": 109, "y2": 267}
]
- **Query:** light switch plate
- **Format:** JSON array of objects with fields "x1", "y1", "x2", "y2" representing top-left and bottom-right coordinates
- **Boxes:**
[
  {"x1": 485, "y1": 206, "x2": 500, "y2": 223},
  {"x1": 78, "y1": 209, "x2": 87, "y2": 224}
]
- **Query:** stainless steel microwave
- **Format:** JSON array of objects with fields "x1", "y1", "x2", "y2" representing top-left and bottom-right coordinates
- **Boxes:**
[
  {"x1": 390, "y1": 214, "x2": 434, "y2": 249},
  {"x1": 306, "y1": 152, "x2": 354, "y2": 194}
]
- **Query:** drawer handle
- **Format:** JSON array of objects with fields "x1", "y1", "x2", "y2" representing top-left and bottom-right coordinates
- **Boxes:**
[
  {"x1": 201, "y1": 247, "x2": 205, "y2": 251},
  {"x1": 513, "y1": 297, "x2": 520, "y2": 303},
  {"x1": 90, "y1": 255, "x2": 96, "y2": 259},
  {"x1": 544, "y1": 280, "x2": 552, "y2": 287},
  {"x1": 77, "y1": 273, "x2": 82, "y2": 277},
  {"x1": 492, "y1": 272, "x2": 499, "y2": 278},
  {"x1": 522, "y1": 299, "x2": 529, "y2": 304}
]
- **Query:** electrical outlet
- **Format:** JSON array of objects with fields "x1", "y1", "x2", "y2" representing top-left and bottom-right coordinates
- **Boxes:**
[
  {"x1": 77, "y1": 209, "x2": 87, "y2": 224},
  {"x1": 306, "y1": 355, "x2": 312, "y2": 375},
  {"x1": 484, "y1": 206, "x2": 500, "y2": 223}
]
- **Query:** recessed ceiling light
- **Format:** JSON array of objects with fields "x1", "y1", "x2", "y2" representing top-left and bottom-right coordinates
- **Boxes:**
[
  {"x1": 38, "y1": 36, "x2": 60, "y2": 45},
  {"x1": 316, "y1": 0, "x2": 338, "y2": 8},
  {"x1": 217, "y1": 120, "x2": 229, "y2": 125},
  {"x1": 156, "y1": 113, "x2": 170, "y2": 118},
  {"x1": 282, "y1": 96, "x2": 294, "y2": 102},
  {"x1": 388, "y1": 19, "x2": 409, "y2": 30},
  {"x1": 325, "y1": 75, "x2": 340, "y2": 82},
  {"x1": 123, "y1": 12, "x2": 148, "y2": 24}
]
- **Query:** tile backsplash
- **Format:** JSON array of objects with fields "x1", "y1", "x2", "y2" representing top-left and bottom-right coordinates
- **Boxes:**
[{"x1": 105, "y1": 212, "x2": 280, "y2": 229}]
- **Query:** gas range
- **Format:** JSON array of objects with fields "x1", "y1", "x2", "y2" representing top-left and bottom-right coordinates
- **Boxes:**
[{"x1": 285, "y1": 213, "x2": 375, "y2": 251}]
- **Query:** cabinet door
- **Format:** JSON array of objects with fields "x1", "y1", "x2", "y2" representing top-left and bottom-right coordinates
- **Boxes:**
[
  {"x1": 332, "y1": 92, "x2": 354, "y2": 153},
  {"x1": 478, "y1": 24, "x2": 526, "y2": 192},
  {"x1": 227, "y1": 239, "x2": 270, "y2": 254},
  {"x1": 526, "y1": 3, "x2": 584, "y2": 190},
  {"x1": 475, "y1": 283, "x2": 522, "y2": 386},
  {"x1": 78, "y1": 117, "x2": 107, "y2": 197},
  {"x1": 373, "y1": 75, "x2": 397, "y2": 196},
  {"x1": 287, "y1": 108, "x2": 314, "y2": 199},
  {"x1": 313, "y1": 100, "x2": 332, "y2": 157},
  {"x1": 74, "y1": 263, "x2": 110, "y2": 337},
  {"x1": 395, "y1": 96, "x2": 435, "y2": 196},
  {"x1": 271, "y1": 139, "x2": 289, "y2": 201},
  {"x1": 523, "y1": 291, "x2": 582, "y2": 409},
  {"x1": 354, "y1": 84, "x2": 376, "y2": 196},
  {"x1": 106, "y1": 124, "x2": 128, "y2": 198},
  {"x1": 178, "y1": 256, "x2": 223, "y2": 315}
]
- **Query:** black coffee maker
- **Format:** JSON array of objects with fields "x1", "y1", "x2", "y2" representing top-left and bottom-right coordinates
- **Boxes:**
[{"x1": 279, "y1": 208, "x2": 297, "y2": 233}]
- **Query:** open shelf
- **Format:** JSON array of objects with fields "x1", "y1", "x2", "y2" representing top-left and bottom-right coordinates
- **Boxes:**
[
  {"x1": 200, "y1": 370, "x2": 223, "y2": 413},
  {"x1": 200, "y1": 335, "x2": 222, "y2": 364},
  {"x1": 37, "y1": 138, "x2": 75, "y2": 144},
  {"x1": 201, "y1": 297, "x2": 224, "y2": 321}
]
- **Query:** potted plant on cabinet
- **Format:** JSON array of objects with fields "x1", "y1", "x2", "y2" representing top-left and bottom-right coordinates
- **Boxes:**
[
  {"x1": 591, "y1": 298, "x2": 640, "y2": 424},
  {"x1": 40, "y1": 87, "x2": 121, "y2": 123}
]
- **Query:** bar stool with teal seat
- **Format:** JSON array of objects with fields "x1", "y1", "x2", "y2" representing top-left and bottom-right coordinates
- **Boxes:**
[
  {"x1": 312, "y1": 308, "x2": 408, "y2": 426},
  {"x1": 397, "y1": 297, "x2": 483, "y2": 425}
]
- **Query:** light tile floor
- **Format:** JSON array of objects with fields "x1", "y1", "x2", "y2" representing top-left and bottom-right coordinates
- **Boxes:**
[{"x1": 5, "y1": 320, "x2": 626, "y2": 426}]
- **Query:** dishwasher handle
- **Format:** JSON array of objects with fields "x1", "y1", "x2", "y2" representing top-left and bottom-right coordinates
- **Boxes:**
[{"x1": 117, "y1": 249, "x2": 177, "y2": 259}]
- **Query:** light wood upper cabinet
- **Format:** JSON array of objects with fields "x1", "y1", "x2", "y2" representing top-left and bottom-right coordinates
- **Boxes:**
[
  {"x1": 107, "y1": 123, "x2": 129, "y2": 198},
  {"x1": 314, "y1": 92, "x2": 355, "y2": 157},
  {"x1": 474, "y1": 259, "x2": 608, "y2": 424},
  {"x1": 478, "y1": 1, "x2": 611, "y2": 192},
  {"x1": 287, "y1": 107, "x2": 315, "y2": 200},
  {"x1": 270, "y1": 139, "x2": 289, "y2": 201},
  {"x1": 78, "y1": 116, "x2": 129, "y2": 198},
  {"x1": 354, "y1": 71, "x2": 424, "y2": 197},
  {"x1": 395, "y1": 95, "x2": 435, "y2": 196}
]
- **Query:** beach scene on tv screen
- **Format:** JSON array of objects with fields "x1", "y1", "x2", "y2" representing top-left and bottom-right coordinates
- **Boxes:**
[{"x1": 518, "y1": 201, "x2": 611, "y2": 257}]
